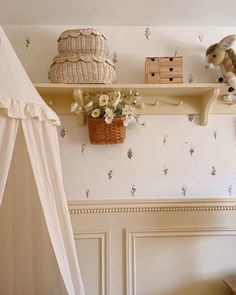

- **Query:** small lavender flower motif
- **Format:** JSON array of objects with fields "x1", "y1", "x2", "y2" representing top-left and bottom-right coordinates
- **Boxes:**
[
  {"x1": 48, "y1": 69, "x2": 51, "y2": 81},
  {"x1": 189, "y1": 145, "x2": 195, "y2": 156},
  {"x1": 213, "y1": 129, "x2": 218, "y2": 139},
  {"x1": 85, "y1": 189, "x2": 90, "y2": 199},
  {"x1": 188, "y1": 74, "x2": 194, "y2": 84},
  {"x1": 81, "y1": 144, "x2": 86, "y2": 155},
  {"x1": 127, "y1": 148, "x2": 133, "y2": 160},
  {"x1": 228, "y1": 185, "x2": 233, "y2": 196},
  {"x1": 108, "y1": 170, "x2": 113, "y2": 180},
  {"x1": 174, "y1": 47, "x2": 180, "y2": 57},
  {"x1": 131, "y1": 185, "x2": 136, "y2": 197},
  {"x1": 198, "y1": 32, "x2": 204, "y2": 42},
  {"x1": 211, "y1": 166, "x2": 216, "y2": 176},
  {"x1": 25, "y1": 37, "x2": 31, "y2": 49},
  {"x1": 112, "y1": 51, "x2": 118, "y2": 63},
  {"x1": 188, "y1": 114, "x2": 194, "y2": 122},
  {"x1": 181, "y1": 185, "x2": 187, "y2": 197},
  {"x1": 163, "y1": 166, "x2": 168, "y2": 176},
  {"x1": 163, "y1": 135, "x2": 168, "y2": 146},
  {"x1": 145, "y1": 27, "x2": 151, "y2": 40},
  {"x1": 60, "y1": 126, "x2": 66, "y2": 138}
]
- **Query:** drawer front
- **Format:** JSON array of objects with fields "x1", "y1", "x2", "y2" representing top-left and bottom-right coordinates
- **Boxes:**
[
  {"x1": 159, "y1": 66, "x2": 182, "y2": 73},
  {"x1": 145, "y1": 58, "x2": 159, "y2": 73},
  {"x1": 160, "y1": 77, "x2": 183, "y2": 84},
  {"x1": 146, "y1": 72, "x2": 160, "y2": 84},
  {"x1": 159, "y1": 57, "x2": 183, "y2": 67},
  {"x1": 160, "y1": 71, "x2": 183, "y2": 78}
]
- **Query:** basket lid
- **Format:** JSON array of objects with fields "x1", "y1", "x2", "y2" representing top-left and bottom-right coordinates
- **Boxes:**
[
  {"x1": 51, "y1": 54, "x2": 115, "y2": 68},
  {"x1": 58, "y1": 29, "x2": 107, "y2": 42}
]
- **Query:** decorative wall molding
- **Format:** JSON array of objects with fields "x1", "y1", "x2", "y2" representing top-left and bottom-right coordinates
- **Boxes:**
[
  {"x1": 74, "y1": 230, "x2": 110, "y2": 295},
  {"x1": 125, "y1": 227, "x2": 236, "y2": 295},
  {"x1": 68, "y1": 198, "x2": 236, "y2": 214}
]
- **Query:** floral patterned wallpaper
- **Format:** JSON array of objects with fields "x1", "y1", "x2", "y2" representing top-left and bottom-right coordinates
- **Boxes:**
[
  {"x1": 4, "y1": 25, "x2": 236, "y2": 199},
  {"x1": 59, "y1": 114, "x2": 236, "y2": 199}
]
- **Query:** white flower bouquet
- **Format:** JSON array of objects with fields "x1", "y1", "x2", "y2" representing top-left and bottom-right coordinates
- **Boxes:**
[{"x1": 71, "y1": 90, "x2": 145, "y2": 127}]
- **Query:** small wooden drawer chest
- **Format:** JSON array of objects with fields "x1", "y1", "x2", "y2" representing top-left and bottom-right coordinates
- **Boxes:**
[
  {"x1": 223, "y1": 278, "x2": 236, "y2": 294},
  {"x1": 145, "y1": 56, "x2": 183, "y2": 84}
]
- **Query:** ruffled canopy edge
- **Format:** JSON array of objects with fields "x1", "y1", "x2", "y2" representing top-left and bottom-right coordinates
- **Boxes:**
[
  {"x1": 0, "y1": 96, "x2": 60, "y2": 126},
  {"x1": 58, "y1": 29, "x2": 107, "y2": 42},
  {"x1": 51, "y1": 54, "x2": 115, "y2": 68}
]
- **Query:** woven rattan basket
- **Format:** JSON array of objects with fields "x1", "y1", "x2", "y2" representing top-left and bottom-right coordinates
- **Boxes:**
[
  {"x1": 49, "y1": 54, "x2": 116, "y2": 84},
  {"x1": 58, "y1": 29, "x2": 109, "y2": 56},
  {"x1": 88, "y1": 116, "x2": 126, "y2": 144}
]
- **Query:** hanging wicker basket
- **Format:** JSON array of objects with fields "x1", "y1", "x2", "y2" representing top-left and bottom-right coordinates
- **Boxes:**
[{"x1": 88, "y1": 116, "x2": 126, "y2": 145}]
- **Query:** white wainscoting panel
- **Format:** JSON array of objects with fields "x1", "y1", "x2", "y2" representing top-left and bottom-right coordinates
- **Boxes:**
[
  {"x1": 126, "y1": 228, "x2": 236, "y2": 295},
  {"x1": 74, "y1": 230, "x2": 109, "y2": 295},
  {"x1": 69, "y1": 199, "x2": 236, "y2": 295}
]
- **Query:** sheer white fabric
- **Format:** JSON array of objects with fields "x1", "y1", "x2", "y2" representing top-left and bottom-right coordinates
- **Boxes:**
[
  {"x1": 0, "y1": 116, "x2": 18, "y2": 205},
  {"x1": 0, "y1": 124, "x2": 67, "y2": 295},
  {"x1": 0, "y1": 26, "x2": 59, "y2": 124},
  {"x1": 0, "y1": 25, "x2": 84, "y2": 295},
  {"x1": 22, "y1": 120, "x2": 85, "y2": 295}
]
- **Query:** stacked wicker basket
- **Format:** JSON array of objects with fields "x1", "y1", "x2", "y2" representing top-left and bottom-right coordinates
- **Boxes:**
[{"x1": 49, "y1": 29, "x2": 116, "y2": 84}]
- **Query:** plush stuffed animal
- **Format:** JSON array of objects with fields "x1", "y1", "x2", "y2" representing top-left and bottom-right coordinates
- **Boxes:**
[{"x1": 205, "y1": 35, "x2": 236, "y2": 99}]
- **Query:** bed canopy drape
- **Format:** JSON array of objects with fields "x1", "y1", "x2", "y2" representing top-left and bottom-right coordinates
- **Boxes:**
[{"x1": 0, "y1": 26, "x2": 85, "y2": 295}]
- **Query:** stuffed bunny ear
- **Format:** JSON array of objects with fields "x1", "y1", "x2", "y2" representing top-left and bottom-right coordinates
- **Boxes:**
[{"x1": 218, "y1": 35, "x2": 236, "y2": 49}]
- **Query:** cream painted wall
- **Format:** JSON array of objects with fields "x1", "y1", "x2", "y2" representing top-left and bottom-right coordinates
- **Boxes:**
[
  {"x1": 4, "y1": 25, "x2": 236, "y2": 84},
  {"x1": 3, "y1": 25, "x2": 236, "y2": 200},
  {"x1": 58, "y1": 114, "x2": 236, "y2": 199}
]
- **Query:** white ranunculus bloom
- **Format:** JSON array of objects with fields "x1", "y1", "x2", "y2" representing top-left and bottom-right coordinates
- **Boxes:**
[
  {"x1": 71, "y1": 101, "x2": 79, "y2": 112},
  {"x1": 135, "y1": 100, "x2": 145, "y2": 109},
  {"x1": 99, "y1": 94, "x2": 109, "y2": 106},
  {"x1": 110, "y1": 95, "x2": 121, "y2": 109},
  {"x1": 123, "y1": 114, "x2": 134, "y2": 127},
  {"x1": 122, "y1": 105, "x2": 134, "y2": 116},
  {"x1": 75, "y1": 106, "x2": 83, "y2": 114},
  {"x1": 84, "y1": 101, "x2": 93, "y2": 112},
  {"x1": 105, "y1": 107, "x2": 114, "y2": 115},
  {"x1": 105, "y1": 113, "x2": 114, "y2": 124},
  {"x1": 108, "y1": 91, "x2": 117, "y2": 100},
  {"x1": 91, "y1": 109, "x2": 100, "y2": 118},
  {"x1": 123, "y1": 117, "x2": 130, "y2": 127}
]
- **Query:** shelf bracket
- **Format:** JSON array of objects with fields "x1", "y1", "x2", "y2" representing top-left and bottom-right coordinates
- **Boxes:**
[
  {"x1": 73, "y1": 88, "x2": 86, "y2": 126},
  {"x1": 201, "y1": 88, "x2": 220, "y2": 126}
]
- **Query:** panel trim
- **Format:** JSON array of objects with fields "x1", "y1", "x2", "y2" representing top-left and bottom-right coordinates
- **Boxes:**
[
  {"x1": 125, "y1": 227, "x2": 236, "y2": 295},
  {"x1": 74, "y1": 230, "x2": 110, "y2": 295},
  {"x1": 68, "y1": 198, "x2": 236, "y2": 214}
]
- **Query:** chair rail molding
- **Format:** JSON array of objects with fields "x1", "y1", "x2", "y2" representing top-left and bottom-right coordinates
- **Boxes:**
[{"x1": 68, "y1": 198, "x2": 236, "y2": 215}]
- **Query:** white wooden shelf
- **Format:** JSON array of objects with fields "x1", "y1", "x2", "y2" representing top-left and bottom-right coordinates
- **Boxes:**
[{"x1": 34, "y1": 83, "x2": 234, "y2": 126}]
